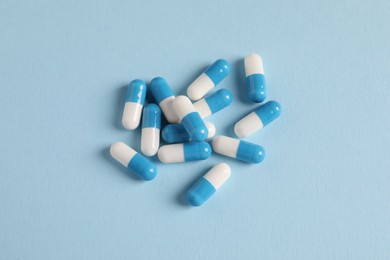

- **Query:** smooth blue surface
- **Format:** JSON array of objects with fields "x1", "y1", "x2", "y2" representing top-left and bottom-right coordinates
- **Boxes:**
[
  {"x1": 246, "y1": 73, "x2": 266, "y2": 103},
  {"x1": 236, "y1": 140, "x2": 266, "y2": 164},
  {"x1": 149, "y1": 77, "x2": 175, "y2": 103},
  {"x1": 204, "y1": 88, "x2": 233, "y2": 114},
  {"x1": 204, "y1": 59, "x2": 231, "y2": 85},
  {"x1": 181, "y1": 112, "x2": 208, "y2": 141},
  {"x1": 141, "y1": 104, "x2": 161, "y2": 129},
  {"x1": 162, "y1": 124, "x2": 190, "y2": 143},
  {"x1": 187, "y1": 178, "x2": 216, "y2": 206},
  {"x1": 128, "y1": 153, "x2": 157, "y2": 181},
  {"x1": 124, "y1": 79, "x2": 146, "y2": 104},
  {"x1": 183, "y1": 142, "x2": 212, "y2": 161},
  {"x1": 1, "y1": 0, "x2": 390, "y2": 259},
  {"x1": 255, "y1": 100, "x2": 282, "y2": 126}
]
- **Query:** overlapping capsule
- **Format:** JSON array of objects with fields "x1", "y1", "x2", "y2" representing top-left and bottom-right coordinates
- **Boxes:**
[{"x1": 122, "y1": 80, "x2": 147, "y2": 130}]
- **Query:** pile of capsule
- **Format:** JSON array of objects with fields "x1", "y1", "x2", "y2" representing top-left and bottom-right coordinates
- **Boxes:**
[{"x1": 110, "y1": 53, "x2": 281, "y2": 206}]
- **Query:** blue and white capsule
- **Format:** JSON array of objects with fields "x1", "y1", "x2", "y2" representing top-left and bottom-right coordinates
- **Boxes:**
[
  {"x1": 149, "y1": 77, "x2": 180, "y2": 123},
  {"x1": 122, "y1": 79, "x2": 147, "y2": 130},
  {"x1": 162, "y1": 121, "x2": 216, "y2": 143},
  {"x1": 187, "y1": 59, "x2": 231, "y2": 101},
  {"x1": 245, "y1": 53, "x2": 266, "y2": 103},
  {"x1": 172, "y1": 96, "x2": 208, "y2": 141},
  {"x1": 187, "y1": 163, "x2": 231, "y2": 207},
  {"x1": 141, "y1": 104, "x2": 161, "y2": 156},
  {"x1": 234, "y1": 100, "x2": 281, "y2": 138},
  {"x1": 157, "y1": 142, "x2": 211, "y2": 163},
  {"x1": 193, "y1": 89, "x2": 233, "y2": 119},
  {"x1": 212, "y1": 136, "x2": 265, "y2": 164},
  {"x1": 110, "y1": 142, "x2": 157, "y2": 180}
]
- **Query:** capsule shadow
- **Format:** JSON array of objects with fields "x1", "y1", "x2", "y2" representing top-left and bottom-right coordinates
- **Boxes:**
[
  {"x1": 102, "y1": 147, "x2": 143, "y2": 182},
  {"x1": 114, "y1": 85, "x2": 128, "y2": 130},
  {"x1": 233, "y1": 59, "x2": 250, "y2": 104}
]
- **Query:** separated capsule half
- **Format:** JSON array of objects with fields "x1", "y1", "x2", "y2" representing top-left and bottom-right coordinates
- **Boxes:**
[
  {"x1": 122, "y1": 80, "x2": 147, "y2": 130},
  {"x1": 187, "y1": 59, "x2": 231, "y2": 101},
  {"x1": 172, "y1": 96, "x2": 208, "y2": 141},
  {"x1": 141, "y1": 104, "x2": 161, "y2": 156},
  {"x1": 149, "y1": 77, "x2": 180, "y2": 123},
  {"x1": 212, "y1": 136, "x2": 265, "y2": 164},
  {"x1": 110, "y1": 142, "x2": 157, "y2": 180},
  {"x1": 187, "y1": 163, "x2": 231, "y2": 207},
  {"x1": 234, "y1": 100, "x2": 281, "y2": 138},
  {"x1": 157, "y1": 142, "x2": 211, "y2": 163},
  {"x1": 162, "y1": 121, "x2": 216, "y2": 143},
  {"x1": 193, "y1": 89, "x2": 233, "y2": 119},
  {"x1": 245, "y1": 53, "x2": 266, "y2": 103}
]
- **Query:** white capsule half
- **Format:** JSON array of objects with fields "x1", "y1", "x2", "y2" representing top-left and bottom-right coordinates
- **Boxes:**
[
  {"x1": 212, "y1": 136, "x2": 239, "y2": 158},
  {"x1": 234, "y1": 112, "x2": 264, "y2": 138},
  {"x1": 205, "y1": 122, "x2": 216, "y2": 140},
  {"x1": 110, "y1": 142, "x2": 137, "y2": 167},
  {"x1": 122, "y1": 102, "x2": 143, "y2": 130},
  {"x1": 159, "y1": 96, "x2": 179, "y2": 123},
  {"x1": 158, "y1": 143, "x2": 185, "y2": 163},
  {"x1": 187, "y1": 73, "x2": 215, "y2": 101},
  {"x1": 141, "y1": 128, "x2": 160, "y2": 156},
  {"x1": 245, "y1": 53, "x2": 264, "y2": 76},
  {"x1": 172, "y1": 95, "x2": 196, "y2": 121}
]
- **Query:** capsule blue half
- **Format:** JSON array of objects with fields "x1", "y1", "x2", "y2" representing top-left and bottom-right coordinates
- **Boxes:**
[
  {"x1": 158, "y1": 142, "x2": 212, "y2": 163},
  {"x1": 149, "y1": 77, "x2": 179, "y2": 123},
  {"x1": 193, "y1": 88, "x2": 233, "y2": 118}
]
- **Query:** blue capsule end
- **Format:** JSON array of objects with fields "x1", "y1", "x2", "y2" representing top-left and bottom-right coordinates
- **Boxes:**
[
  {"x1": 181, "y1": 112, "x2": 208, "y2": 142},
  {"x1": 186, "y1": 177, "x2": 216, "y2": 206},
  {"x1": 127, "y1": 153, "x2": 157, "y2": 180},
  {"x1": 142, "y1": 104, "x2": 161, "y2": 129},
  {"x1": 205, "y1": 88, "x2": 233, "y2": 114},
  {"x1": 125, "y1": 79, "x2": 147, "y2": 104},
  {"x1": 236, "y1": 140, "x2": 265, "y2": 164},
  {"x1": 254, "y1": 100, "x2": 282, "y2": 126},
  {"x1": 204, "y1": 59, "x2": 231, "y2": 85},
  {"x1": 183, "y1": 142, "x2": 212, "y2": 161},
  {"x1": 149, "y1": 77, "x2": 175, "y2": 104},
  {"x1": 246, "y1": 74, "x2": 266, "y2": 103},
  {"x1": 161, "y1": 124, "x2": 190, "y2": 143}
]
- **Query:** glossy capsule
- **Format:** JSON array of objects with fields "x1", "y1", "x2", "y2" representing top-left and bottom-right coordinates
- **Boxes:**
[
  {"x1": 110, "y1": 142, "x2": 157, "y2": 180},
  {"x1": 141, "y1": 104, "x2": 161, "y2": 156},
  {"x1": 193, "y1": 89, "x2": 233, "y2": 119},
  {"x1": 162, "y1": 121, "x2": 216, "y2": 143},
  {"x1": 187, "y1": 59, "x2": 231, "y2": 101},
  {"x1": 122, "y1": 80, "x2": 147, "y2": 130},
  {"x1": 157, "y1": 142, "x2": 211, "y2": 163},
  {"x1": 172, "y1": 96, "x2": 208, "y2": 141},
  {"x1": 212, "y1": 136, "x2": 265, "y2": 164},
  {"x1": 245, "y1": 53, "x2": 266, "y2": 103},
  {"x1": 234, "y1": 100, "x2": 281, "y2": 138},
  {"x1": 187, "y1": 163, "x2": 231, "y2": 207},
  {"x1": 149, "y1": 77, "x2": 180, "y2": 123}
]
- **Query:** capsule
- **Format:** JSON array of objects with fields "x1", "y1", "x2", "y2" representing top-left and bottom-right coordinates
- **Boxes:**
[
  {"x1": 141, "y1": 104, "x2": 161, "y2": 156},
  {"x1": 157, "y1": 142, "x2": 211, "y2": 163},
  {"x1": 187, "y1": 163, "x2": 231, "y2": 207},
  {"x1": 121, "y1": 80, "x2": 147, "y2": 130},
  {"x1": 212, "y1": 136, "x2": 265, "y2": 163},
  {"x1": 172, "y1": 96, "x2": 208, "y2": 141},
  {"x1": 162, "y1": 121, "x2": 216, "y2": 143},
  {"x1": 245, "y1": 53, "x2": 266, "y2": 103},
  {"x1": 187, "y1": 59, "x2": 231, "y2": 101},
  {"x1": 193, "y1": 89, "x2": 233, "y2": 119},
  {"x1": 110, "y1": 142, "x2": 157, "y2": 180},
  {"x1": 234, "y1": 100, "x2": 281, "y2": 138},
  {"x1": 149, "y1": 77, "x2": 180, "y2": 123}
]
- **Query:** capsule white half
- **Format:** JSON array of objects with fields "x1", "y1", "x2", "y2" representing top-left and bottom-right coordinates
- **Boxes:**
[{"x1": 141, "y1": 128, "x2": 160, "y2": 156}]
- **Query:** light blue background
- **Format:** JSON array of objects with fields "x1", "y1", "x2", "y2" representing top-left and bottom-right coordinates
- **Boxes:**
[{"x1": 1, "y1": 0, "x2": 389, "y2": 259}]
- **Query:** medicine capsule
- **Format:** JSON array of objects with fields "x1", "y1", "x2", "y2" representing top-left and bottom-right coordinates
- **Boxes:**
[
  {"x1": 245, "y1": 53, "x2": 266, "y2": 103},
  {"x1": 187, "y1": 59, "x2": 231, "y2": 101},
  {"x1": 149, "y1": 77, "x2": 180, "y2": 123},
  {"x1": 234, "y1": 100, "x2": 281, "y2": 138},
  {"x1": 141, "y1": 104, "x2": 161, "y2": 156},
  {"x1": 110, "y1": 142, "x2": 157, "y2": 180},
  {"x1": 122, "y1": 79, "x2": 147, "y2": 130},
  {"x1": 186, "y1": 163, "x2": 231, "y2": 207},
  {"x1": 172, "y1": 95, "x2": 208, "y2": 141},
  {"x1": 162, "y1": 121, "x2": 216, "y2": 143},
  {"x1": 212, "y1": 135, "x2": 265, "y2": 164},
  {"x1": 193, "y1": 89, "x2": 233, "y2": 119},
  {"x1": 157, "y1": 142, "x2": 212, "y2": 163}
]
